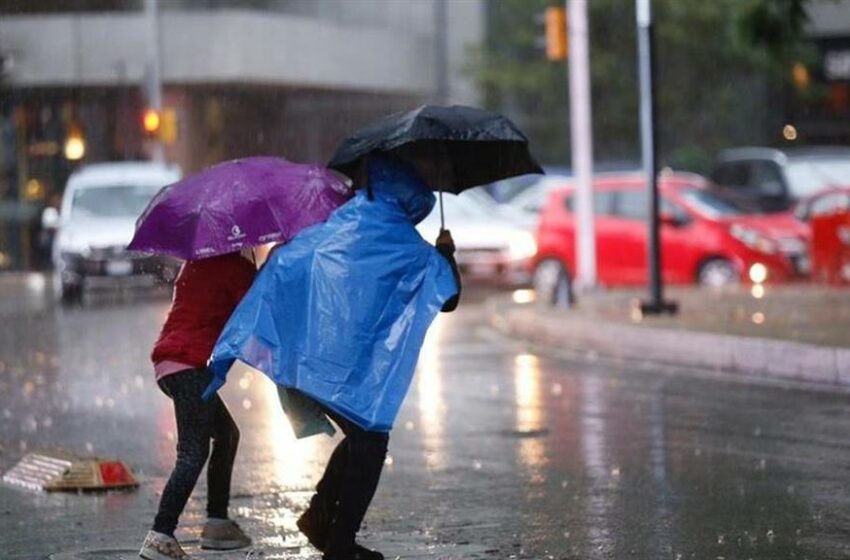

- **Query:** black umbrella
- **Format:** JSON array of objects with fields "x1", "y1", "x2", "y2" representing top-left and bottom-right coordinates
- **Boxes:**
[{"x1": 328, "y1": 105, "x2": 544, "y2": 228}]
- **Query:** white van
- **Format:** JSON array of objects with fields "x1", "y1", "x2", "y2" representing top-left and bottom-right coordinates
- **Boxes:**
[{"x1": 44, "y1": 162, "x2": 182, "y2": 302}]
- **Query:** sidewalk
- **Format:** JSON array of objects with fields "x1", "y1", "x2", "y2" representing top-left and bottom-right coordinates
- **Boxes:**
[{"x1": 490, "y1": 285, "x2": 850, "y2": 388}]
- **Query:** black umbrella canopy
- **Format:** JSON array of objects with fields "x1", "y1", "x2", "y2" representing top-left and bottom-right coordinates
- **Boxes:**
[{"x1": 328, "y1": 105, "x2": 544, "y2": 194}]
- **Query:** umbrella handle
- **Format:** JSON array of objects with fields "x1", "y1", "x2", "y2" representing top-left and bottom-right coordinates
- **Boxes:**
[{"x1": 439, "y1": 190, "x2": 445, "y2": 232}]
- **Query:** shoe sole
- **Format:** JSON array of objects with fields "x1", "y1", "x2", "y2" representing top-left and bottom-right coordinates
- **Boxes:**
[{"x1": 200, "y1": 537, "x2": 252, "y2": 550}]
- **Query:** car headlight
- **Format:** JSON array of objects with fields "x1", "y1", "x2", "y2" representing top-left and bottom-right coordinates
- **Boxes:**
[
  {"x1": 507, "y1": 231, "x2": 538, "y2": 261},
  {"x1": 729, "y1": 224, "x2": 777, "y2": 254},
  {"x1": 57, "y1": 231, "x2": 91, "y2": 258}
]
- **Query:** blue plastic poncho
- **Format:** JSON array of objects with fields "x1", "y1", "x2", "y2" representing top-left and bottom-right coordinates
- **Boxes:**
[{"x1": 204, "y1": 156, "x2": 458, "y2": 432}]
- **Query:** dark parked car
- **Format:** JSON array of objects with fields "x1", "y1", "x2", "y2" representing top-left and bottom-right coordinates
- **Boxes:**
[{"x1": 710, "y1": 147, "x2": 850, "y2": 213}]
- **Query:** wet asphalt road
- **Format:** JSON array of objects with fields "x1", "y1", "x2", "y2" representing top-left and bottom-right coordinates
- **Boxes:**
[{"x1": 2, "y1": 275, "x2": 850, "y2": 559}]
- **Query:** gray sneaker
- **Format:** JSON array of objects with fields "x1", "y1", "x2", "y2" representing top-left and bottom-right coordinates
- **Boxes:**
[
  {"x1": 200, "y1": 519, "x2": 252, "y2": 550},
  {"x1": 139, "y1": 530, "x2": 191, "y2": 560}
]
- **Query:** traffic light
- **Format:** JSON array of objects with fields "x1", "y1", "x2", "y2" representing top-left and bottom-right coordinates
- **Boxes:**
[
  {"x1": 545, "y1": 6, "x2": 568, "y2": 61},
  {"x1": 159, "y1": 108, "x2": 178, "y2": 144},
  {"x1": 142, "y1": 108, "x2": 161, "y2": 137}
]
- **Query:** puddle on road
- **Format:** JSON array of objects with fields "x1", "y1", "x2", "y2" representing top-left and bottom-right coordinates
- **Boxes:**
[{"x1": 48, "y1": 531, "x2": 494, "y2": 560}]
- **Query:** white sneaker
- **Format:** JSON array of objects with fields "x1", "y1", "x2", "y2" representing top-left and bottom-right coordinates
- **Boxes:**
[
  {"x1": 200, "y1": 518, "x2": 252, "y2": 550},
  {"x1": 139, "y1": 530, "x2": 190, "y2": 560}
]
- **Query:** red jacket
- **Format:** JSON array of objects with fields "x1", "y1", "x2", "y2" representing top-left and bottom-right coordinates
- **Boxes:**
[{"x1": 152, "y1": 253, "x2": 256, "y2": 368}]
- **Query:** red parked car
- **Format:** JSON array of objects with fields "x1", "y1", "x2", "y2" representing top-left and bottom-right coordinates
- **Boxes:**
[
  {"x1": 532, "y1": 172, "x2": 809, "y2": 302},
  {"x1": 794, "y1": 188, "x2": 850, "y2": 285}
]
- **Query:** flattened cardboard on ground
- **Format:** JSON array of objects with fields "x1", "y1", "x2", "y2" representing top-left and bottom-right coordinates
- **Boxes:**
[{"x1": 2, "y1": 450, "x2": 138, "y2": 492}]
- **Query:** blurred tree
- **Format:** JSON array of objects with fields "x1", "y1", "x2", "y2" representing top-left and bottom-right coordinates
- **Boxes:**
[{"x1": 471, "y1": 0, "x2": 814, "y2": 173}]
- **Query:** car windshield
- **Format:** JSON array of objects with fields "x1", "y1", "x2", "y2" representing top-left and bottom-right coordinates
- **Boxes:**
[
  {"x1": 786, "y1": 158, "x2": 850, "y2": 198},
  {"x1": 71, "y1": 185, "x2": 160, "y2": 220},
  {"x1": 679, "y1": 188, "x2": 742, "y2": 217}
]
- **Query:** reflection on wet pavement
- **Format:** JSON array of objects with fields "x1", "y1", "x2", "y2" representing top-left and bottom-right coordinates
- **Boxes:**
[{"x1": 3, "y1": 284, "x2": 850, "y2": 558}]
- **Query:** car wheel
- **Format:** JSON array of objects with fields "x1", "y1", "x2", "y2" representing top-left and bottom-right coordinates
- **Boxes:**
[
  {"x1": 697, "y1": 258, "x2": 738, "y2": 288},
  {"x1": 60, "y1": 282, "x2": 83, "y2": 305},
  {"x1": 533, "y1": 259, "x2": 573, "y2": 307}
]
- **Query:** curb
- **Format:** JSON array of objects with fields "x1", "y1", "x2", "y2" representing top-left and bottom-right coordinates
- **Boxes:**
[{"x1": 488, "y1": 297, "x2": 850, "y2": 388}]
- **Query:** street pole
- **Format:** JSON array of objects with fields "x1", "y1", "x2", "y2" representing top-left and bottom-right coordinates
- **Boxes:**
[
  {"x1": 637, "y1": 0, "x2": 677, "y2": 315},
  {"x1": 567, "y1": 0, "x2": 596, "y2": 291},
  {"x1": 434, "y1": 0, "x2": 449, "y2": 105},
  {"x1": 144, "y1": 0, "x2": 164, "y2": 164}
]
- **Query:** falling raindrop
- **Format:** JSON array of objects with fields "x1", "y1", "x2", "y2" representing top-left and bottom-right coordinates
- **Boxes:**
[
  {"x1": 134, "y1": 375, "x2": 144, "y2": 388},
  {"x1": 239, "y1": 377, "x2": 250, "y2": 390},
  {"x1": 43, "y1": 416, "x2": 53, "y2": 428},
  {"x1": 561, "y1": 480, "x2": 568, "y2": 489},
  {"x1": 404, "y1": 421, "x2": 415, "y2": 430},
  {"x1": 752, "y1": 312, "x2": 765, "y2": 325},
  {"x1": 490, "y1": 384, "x2": 500, "y2": 396},
  {"x1": 757, "y1": 458, "x2": 767, "y2": 471},
  {"x1": 551, "y1": 383, "x2": 563, "y2": 396},
  {"x1": 22, "y1": 381, "x2": 35, "y2": 397},
  {"x1": 753, "y1": 426, "x2": 762, "y2": 437},
  {"x1": 384, "y1": 454, "x2": 394, "y2": 466},
  {"x1": 473, "y1": 460, "x2": 482, "y2": 470},
  {"x1": 106, "y1": 398, "x2": 115, "y2": 409},
  {"x1": 242, "y1": 399, "x2": 252, "y2": 410},
  {"x1": 611, "y1": 466, "x2": 621, "y2": 478},
  {"x1": 717, "y1": 534, "x2": 725, "y2": 545},
  {"x1": 85, "y1": 442, "x2": 94, "y2": 453},
  {"x1": 2, "y1": 409, "x2": 11, "y2": 419},
  {"x1": 767, "y1": 530, "x2": 775, "y2": 544},
  {"x1": 95, "y1": 396, "x2": 104, "y2": 408}
]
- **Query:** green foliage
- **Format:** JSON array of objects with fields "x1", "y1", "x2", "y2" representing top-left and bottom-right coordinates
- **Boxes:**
[{"x1": 471, "y1": 0, "x2": 813, "y2": 172}]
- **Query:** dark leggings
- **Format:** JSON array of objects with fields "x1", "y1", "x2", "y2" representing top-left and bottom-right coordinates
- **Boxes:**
[
  {"x1": 153, "y1": 368, "x2": 240, "y2": 536},
  {"x1": 309, "y1": 406, "x2": 389, "y2": 553}
]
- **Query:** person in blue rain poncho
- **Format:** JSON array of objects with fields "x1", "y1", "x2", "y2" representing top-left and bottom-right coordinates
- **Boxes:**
[{"x1": 205, "y1": 155, "x2": 461, "y2": 560}]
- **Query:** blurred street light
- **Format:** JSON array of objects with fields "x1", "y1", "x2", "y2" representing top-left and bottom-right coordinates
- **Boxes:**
[
  {"x1": 63, "y1": 129, "x2": 85, "y2": 161},
  {"x1": 783, "y1": 124, "x2": 798, "y2": 141},
  {"x1": 142, "y1": 108, "x2": 161, "y2": 136}
]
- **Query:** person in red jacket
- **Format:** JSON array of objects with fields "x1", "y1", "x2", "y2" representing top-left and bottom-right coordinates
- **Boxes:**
[{"x1": 139, "y1": 249, "x2": 256, "y2": 560}]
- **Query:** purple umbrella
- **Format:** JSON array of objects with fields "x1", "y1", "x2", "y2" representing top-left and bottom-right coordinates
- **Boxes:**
[{"x1": 128, "y1": 157, "x2": 352, "y2": 260}]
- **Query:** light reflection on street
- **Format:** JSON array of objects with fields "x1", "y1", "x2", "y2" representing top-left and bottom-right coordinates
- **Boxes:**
[
  {"x1": 247, "y1": 363, "x2": 323, "y2": 491},
  {"x1": 513, "y1": 353, "x2": 547, "y2": 476},
  {"x1": 581, "y1": 375, "x2": 615, "y2": 559},
  {"x1": 416, "y1": 316, "x2": 447, "y2": 471}
]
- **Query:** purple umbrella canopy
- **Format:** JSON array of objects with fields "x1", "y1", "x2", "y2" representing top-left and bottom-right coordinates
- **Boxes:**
[{"x1": 128, "y1": 157, "x2": 353, "y2": 260}]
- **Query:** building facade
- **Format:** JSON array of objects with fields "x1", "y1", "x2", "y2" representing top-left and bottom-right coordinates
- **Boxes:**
[{"x1": 0, "y1": 0, "x2": 484, "y2": 269}]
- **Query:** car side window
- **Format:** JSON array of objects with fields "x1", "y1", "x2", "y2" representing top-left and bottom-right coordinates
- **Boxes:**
[
  {"x1": 661, "y1": 197, "x2": 691, "y2": 224},
  {"x1": 750, "y1": 161, "x2": 785, "y2": 196},
  {"x1": 564, "y1": 191, "x2": 616, "y2": 215},
  {"x1": 712, "y1": 162, "x2": 750, "y2": 189},
  {"x1": 614, "y1": 190, "x2": 648, "y2": 220},
  {"x1": 810, "y1": 193, "x2": 850, "y2": 217}
]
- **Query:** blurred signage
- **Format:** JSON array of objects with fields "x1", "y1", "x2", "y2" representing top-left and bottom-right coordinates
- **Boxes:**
[{"x1": 824, "y1": 49, "x2": 850, "y2": 81}]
